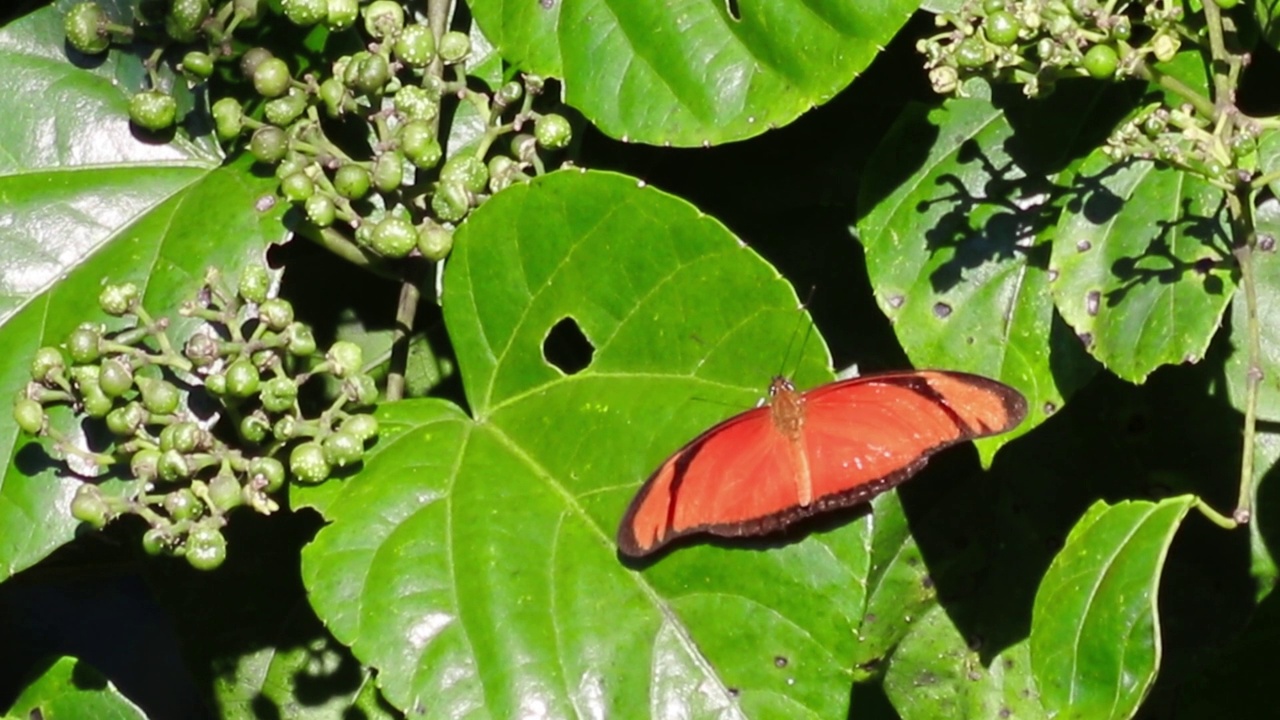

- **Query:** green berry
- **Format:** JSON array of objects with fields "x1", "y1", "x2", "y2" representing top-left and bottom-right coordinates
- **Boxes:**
[
  {"x1": 168, "y1": 0, "x2": 210, "y2": 34},
  {"x1": 362, "y1": 0, "x2": 404, "y2": 39},
  {"x1": 280, "y1": 171, "x2": 315, "y2": 203},
  {"x1": 185, "y1": 333, "x2": 221, "y2": 367},
  {"x1": 253, "y1": 57, "x2": 292, "y2": 98},
  {"x1": 131, "y1": 448, "x2": 161, "y2": 481},
  {"x1": 1111, "y1": 16, "x2": 1132, "y2": 41},
  {"x1": 239, "y1": 412, "x2": 270, "y2": 443},
  {"x1": 290, "y1": 441, "x2": 331, "y2": 484},
  {"x1": 394, "y1": 86, "x2": 439, "y2": 121},
  {"x1": 164, "y1": 488, "x2": 203, "y2": 521},
  {"x1": 370, "y1": 216, "x2": 417, "y2": 258},
  {"x1": 98, "y1": 358, "x2": 133, "y2": 398},
  {"x1": 158, "y1": 448, "x2": 192, "y2": 482},
  {"x1": 259, "y1": 298, "x2": 294, "y2": 331},
  {"x1": 985, "y1": 11, "x2": 1020, "y2": 46},
  {"x1": 105, "y1": 402, "x2": 146, "y2": 437},
  {"x1": 340, "y1": 413, "x2": 378, "y2": 443},
  {"x1": 319, "y1": 77, "x2": 347, "y2": 117},
  {"x1": 511, "y1": 133, "x2": 537, "y2": 163},
  {"x1": 205, "y1": 373, "x2": 227, "y2": 396},
  {"x1": 286, "y1": 323, "x2": 317, "y2": 357},
  {"x1": 212, "y1": 97, "x2": 244, "y2": 141},
  {"x1": 304, "y1": 194, "x2": 336, "y2": 227},
  {"x1": 488, "y1": 155, "x2": 520, "y2": 193},
  {"x1": 440, "y1": 155, "x2": 489, "y2": 194},
  {"x1": 186, "y1": 524, "x2": 227, "y2": 570},
  {"x1": 326, "y1": 341, "x2": 363, "y2": 377},
  {"x1": 334, "y1": 164, "x2": 371, "y2": 199},
  {"x1": 1082, "y1": 44, "x2": 1119, "y2": 79},
  {"x1": 160, "y1": 421, "x2": 203, "y2": 453},
  {"x1": 417, "y1": 223, "x2": 453, "y2": 261},
  {"x1": 98, "y1": 282, "x2": 139, "y2": 316},
  {"x1": 70, "y1": 485, "x2": 110, "y2": 528},
  {"x1": 352, "y1": 53, "x2": 391, "y2": 95},
  {"x1": 67, "y1": 325, "x2": 102, "y2": 364},
  {"x1": 142, "y1": 527, "x2": 172, "y2": 556},
  {"x1": 224, "y1": 359, "x2": 261, "y2": 398},
  {"x1": 326, "y1": 0, "x2": 359, "y2": 29},
  {"x1": 401, "y1": 122, "x2": 442, "y2": 169},
  {"x1": 239, "y1": 47, "x2": 274, "y2": 80},
  {"x1": 31, "y1": 347, "x2": 66, "y2": 383},
  {"x1": 64, "y1": 2, "x2": 110, "y2": 54},
  {"x1": 130, "y1": 91, "x2": 178, "y2": 132},
  {"x1": 238, "y1": 264, "x2": 271, "y2": 304},
  {"x1": 138, "y1": 376, "x2": 181, "y2": 415},
  {"x1": 534, "y1": 113, "x2": 572, "y2": 150},
  {"x1": 954, "y1": 36, "x2": 988, "y2": 69},
  {"x1": 438, "y1": 30, "x2": 471, "y2": 64},
  {"x1": 431, "y1": 180, "x2": 470, "y2": 222},
  {"x1": 372, "y1": 152, "x2": 405, "y2": 193},
  {"x1": 261, "y1": 376, "x2": 299, "y2": 412},
  {"x1": 13, "y1": 397, "x2": 45, "y2": 435},
  {"x1": 394, "y1": 24, "x2": 436, "y2": 67},
  {"x1": 182, "y1": 51, "x2": 214, "y2": 79},
  {"x1": 82, "y1": 389, "x2": 113, "y2": 419},
  {"x1": 250, "y1": 126, "x2": 289, "y2": 165},
  {"x1": 264, "y1": 91, "x2": 308, "y2": 126},
  {"x1": 248, "y1": 457, "x2": 286, "y2": 493},
  {"x1": 495, "y1": 81, "x2": 522, "y2": 107},
  {"x1": 322, "y1": 431, "x2": 363, "y2": 467},
  {"x1": 343, "y1": 373, "x2": 378, "y2": 406},
  {"x1": 273, "y1": 415, "x2": 298, "y2": 440},
  {"x1": 208, "y1": 473, "x2": 243, "y2": 511},
  {"x1": 283, "y1": 0, "x2": 326, "y2": 26}
]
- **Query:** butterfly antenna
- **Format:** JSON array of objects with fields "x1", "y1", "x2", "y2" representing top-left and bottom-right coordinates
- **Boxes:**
[{"x1": 776, "y1": 287, "x2": 818, "y2": 381}]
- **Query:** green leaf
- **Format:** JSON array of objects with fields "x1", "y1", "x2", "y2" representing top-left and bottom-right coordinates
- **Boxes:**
[
  {"x1": 468, "y1": 0, "x2": 916, "y2": 146},
  {"x1": 6, "y1": 656, "x2": 147, "y2": 720},
  {"x1": 858, "y1": 97, "x2": 1090, "y2": 464},
  {"x1": 884, "y1": 608, "x2": 1045, "y2": 720},
  {"x1": 1029, "y1": 495, "x2": 1196, "y2": 720},
  {"x1": 295, "y1": 169, "x2": 939, "y2": 716},
  {"x1": 1051, "y1": 153, "x2": 1234, "y2": 383},
  {"x1": 0, "y1": 5, "x2": 286, "y2": 582}
]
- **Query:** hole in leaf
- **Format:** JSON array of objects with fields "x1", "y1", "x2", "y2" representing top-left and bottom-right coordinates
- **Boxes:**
[
  {"x1": 725, "y1": 0, "x2": 740, "y2": 20},
  {"x1": 544, "y1": 317, "x2": 593, "y2": 375}
]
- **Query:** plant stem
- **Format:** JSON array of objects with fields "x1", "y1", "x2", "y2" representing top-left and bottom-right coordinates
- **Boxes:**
[{"x1": 1228, "y1": 183, "x2": 1263, "y2": 524}]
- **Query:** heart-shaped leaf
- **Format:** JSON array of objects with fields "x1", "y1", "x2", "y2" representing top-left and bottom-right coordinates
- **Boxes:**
[{"x1": 296, "y1": 169, "x2": 1011, "y2": 716}]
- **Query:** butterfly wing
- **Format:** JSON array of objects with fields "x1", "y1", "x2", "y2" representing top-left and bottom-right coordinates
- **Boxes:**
[
  {"x1": 617, "y1": 405, "x2": 802, "y2": 557},
  {"x1": 616, "y1": 371, "x2": 1027, "y2": 557},
  {"x1": 798, "y1": 370, "x2": 1027, "y2": 512}
]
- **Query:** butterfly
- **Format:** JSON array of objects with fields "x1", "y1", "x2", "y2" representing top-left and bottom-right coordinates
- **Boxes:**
[{"x1": 617, "y1": 370, "x2": 1027, "y2": 557}]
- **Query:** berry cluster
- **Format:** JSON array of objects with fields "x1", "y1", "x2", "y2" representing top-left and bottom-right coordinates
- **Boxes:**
[
  {"x1": 12, "y1": 265, "x2": 380, "y2": 570},
  {"x1": 1104, "y1": 102, "x2": 1259, "y2": 187},
  {"x1": 63, "y1": 0, "x2": 574, "y2": 262},
  {"x1": 919, "y1": 0, "x2": 1185, "y2": 98}
]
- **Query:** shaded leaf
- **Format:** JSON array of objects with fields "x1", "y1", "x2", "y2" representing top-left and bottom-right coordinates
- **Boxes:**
[
  {"x1": 7, "y1": 656, "x2": 147, "y2": 720},
  {"x1": 1051, "y1": 154, "x2": 1233, "y2": 382}
]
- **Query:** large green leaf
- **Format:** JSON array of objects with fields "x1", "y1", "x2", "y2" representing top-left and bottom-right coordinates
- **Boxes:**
[
  {"x1": 1051, "y1": 153, "x2": 1234, "y2": 383},
  {"x1": 1030, "y1": 496, "x2": 1196, "y2": 720},
  {"x1": 296, "y1": 169, "x2": 1021, "y2": 716},
  {"x1": 0, "y1": 4, "x2": 286, "y2": 582},
  {"x1": 468, "y1": 0, "x2": 918, "y2": 147},
  {"x1": 6, "y1": 656, "x2": 147, "y2": 720},
  {"x1": 858, "y1": 97, "x2": 1093, "y2": 464}
]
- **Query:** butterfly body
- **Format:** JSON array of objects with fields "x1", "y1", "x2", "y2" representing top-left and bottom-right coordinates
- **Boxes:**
[{"x1": 617, "y1": 370, "x2": 1027, "y2": 557}]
